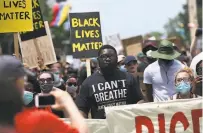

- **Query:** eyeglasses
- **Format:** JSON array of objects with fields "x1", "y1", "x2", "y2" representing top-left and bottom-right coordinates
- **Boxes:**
[
  {"x1": 99, "y1": 54, "x2": 114, "y2": 60},
  {"x1": 67, "y1": 82, "x2": 77, "y2": 87},
  {"x1": 176, "y1": 77, "x2": 190, "y2": 83},
  {"x1": 39, "y1": 78, "x2": 53, "y2": 84},
  {"x1": 126, "y1": 61, "x2": 137, "y2": 66}
]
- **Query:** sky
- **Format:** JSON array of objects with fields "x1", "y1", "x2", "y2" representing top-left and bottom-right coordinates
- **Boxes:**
[{"x1": 48, "y1": 0, "x2": 186, "y2": 41}]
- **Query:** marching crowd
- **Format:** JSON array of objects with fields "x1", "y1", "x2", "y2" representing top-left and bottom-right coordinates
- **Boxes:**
[{"x1": 0, "y1": 29, "x2": 202, "y2": 133}]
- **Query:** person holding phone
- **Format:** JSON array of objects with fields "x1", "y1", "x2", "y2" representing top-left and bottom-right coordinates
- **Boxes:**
[
  {"x1": 16, "y1": 88, "x2": 88, "y2": 133},
  {"x1": 0, "y1": 55, "x2": 87, "y2": 133}
]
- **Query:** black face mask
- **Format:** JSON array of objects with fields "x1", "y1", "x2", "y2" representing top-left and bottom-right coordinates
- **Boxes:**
[
  {"x1": 147, "y1": 57, "x2": 157, "y2": 64},
  {"x1": 40, "y1": 83, "x2": 54, "y2": 93},
  {"x1": 159, "y1": 59, "x2": 174, "y2": 65}
]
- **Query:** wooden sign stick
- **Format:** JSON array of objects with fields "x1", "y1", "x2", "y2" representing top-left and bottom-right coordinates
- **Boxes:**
[
  {"x1": 86, "y1": 58, "x2": 91, "y2": 77},
  {"x1": 14, "y1": 33, "x2": 20, "y2": 59}
]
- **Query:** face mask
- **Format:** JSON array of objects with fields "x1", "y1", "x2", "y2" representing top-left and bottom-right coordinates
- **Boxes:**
[
  {"x1": 147, "y1": 57, "x2": 156, "y2": 64},
  {"x1": 40, "y1": 83, "x2": 54, "y2": 93},
  {"x1": 159, "y1": 59, "x2": 173, "y2": 66},
  {"x1": 175, "y1": 81, "x2": 191, "y2": 95},
  {"x1": 23, "y1": 91, "x2": 33, "y2": 105},
  {"x1": 119, "y1": 65, "x2": 127, "y2": 72},
  {"x1": 67, "y1": 85, "x2": 77, "y2": 94},
  {"x1": 54, "y1": 73, "x2": 60, "y2": 82}
]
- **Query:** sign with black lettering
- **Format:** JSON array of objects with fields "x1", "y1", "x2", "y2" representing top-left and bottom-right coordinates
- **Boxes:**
[
  {"x1": 70, "y1": 12, "x2": 103, "y2": 58},
  {"x1": 0, "y1": 0, "x2": 33, "y2": 33},
  {"x1": 20, "y1": 0, "x2": 46, "y2": 41}
]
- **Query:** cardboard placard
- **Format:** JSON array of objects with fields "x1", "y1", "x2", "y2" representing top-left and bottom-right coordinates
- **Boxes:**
[
  {"x1": 122, "y1": 35, "x2": 143, "y2": 56},
  {"x1": 70, "y1": 12, "x2": 103, "y2": 58},
  {"x1": 20, "y1": 0, "x2": 46, "y2": 41},
  {"x1": 19, "y1": 21, "x2": 57, "y2": 68},
  {"x1": 105, "y1": 34, "x2": 123, "y2": 54},
  {"x1": 0, "y1": 0, "x2": 33, "y2": 33}
]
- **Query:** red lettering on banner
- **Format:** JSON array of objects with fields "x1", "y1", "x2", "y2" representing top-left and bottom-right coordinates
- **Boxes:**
[
  {"x1": 135, "y1": 109, "x2": 202, "y2": 132},
  {"x1": 135, "y1": 116, "x2": 154, "y2": 133},
  {"x1": 191, "y1": 109, "x2": 202, "y2": 133},
  {"x1": 169, "y1": 112, "x2": 189, "y2": 133},
  {"x1": 158, "y1": 114, "x2": 165, "y2": 133}
]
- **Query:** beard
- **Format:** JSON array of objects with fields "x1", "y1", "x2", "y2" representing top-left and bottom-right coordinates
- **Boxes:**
[{"x1": 100, "y1": 63, "x2": 117, "y2": 76}]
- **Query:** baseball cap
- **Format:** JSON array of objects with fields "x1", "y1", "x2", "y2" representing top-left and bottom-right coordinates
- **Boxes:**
[
  {"x1": 137, "y1": 52, "x2": 145, "y2": 58},
  {"x1": 0, "y1": 55, "x2": 30, "y2": 80},
  {"x1": 124, "y1": 56, "x2": 137, "y2": 65}
]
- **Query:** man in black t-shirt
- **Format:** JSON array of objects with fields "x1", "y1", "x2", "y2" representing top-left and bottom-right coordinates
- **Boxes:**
[{"x1": 76, "y1": 45, "x2": 144, "y2": 119}]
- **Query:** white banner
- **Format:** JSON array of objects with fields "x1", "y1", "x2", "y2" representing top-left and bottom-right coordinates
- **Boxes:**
[
  {"x1": 105, "y1": 98, "x2": 202, "y2": 133},
  {"x1": 63, "y1": 119, "x2": 109, "y2": 133}
]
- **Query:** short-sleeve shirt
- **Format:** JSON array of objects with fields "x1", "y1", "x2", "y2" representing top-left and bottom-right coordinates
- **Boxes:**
[
  {"x1": 76, "y1": 69, "x2": 143, "y2": 119},
  {"x1": 143, "y1": 60, "x2": 185, "y2": 102},
  {"x1": 15, "y1": 109, "x2": 78, "y2": 133}
]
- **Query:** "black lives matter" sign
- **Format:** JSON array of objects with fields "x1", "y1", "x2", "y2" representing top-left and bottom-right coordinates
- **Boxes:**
[
  {"x1": 20, "y1": 0, "x2": 46, "y2": 41},
  {"x1": 70, "y1": 12, "x2": 103, "y2": 58}
]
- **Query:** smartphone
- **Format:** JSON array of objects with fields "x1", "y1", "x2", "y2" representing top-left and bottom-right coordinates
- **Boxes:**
[{"x1": 35, "y1": 94, "x2": 55, "y2": 107}]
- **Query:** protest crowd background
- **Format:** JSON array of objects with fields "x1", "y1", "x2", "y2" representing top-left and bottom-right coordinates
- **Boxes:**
[{"x1": 0, "y1": 0, "x2": 202, "y2": 133}]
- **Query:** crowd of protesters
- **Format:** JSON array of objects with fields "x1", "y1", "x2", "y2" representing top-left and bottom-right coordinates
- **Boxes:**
[{"x1": 0, "y1": 28, "x2": 202, "y2": 133}]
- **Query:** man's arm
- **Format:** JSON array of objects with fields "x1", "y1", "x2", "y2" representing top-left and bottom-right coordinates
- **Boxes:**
[
  {"x1": 190, "y1": 28, "x2": 202, "y2": 58},
  {"x1": 75, "y1": 82, "x2": 91, "y2": 119},
  {"x1": 143, "y1": 66, "x2": 153, "y2": 102},
  {"x1": 145, "y1": 84, "x2": 153, "y2": 102},
  {"x1": 127, "y1": 74, "x2": 145, "y2": 104}
]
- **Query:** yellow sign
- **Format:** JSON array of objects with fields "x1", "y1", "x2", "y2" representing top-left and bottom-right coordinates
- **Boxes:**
[{"x1": 0, "y1": 0, "x2": 33, "y2": 33}]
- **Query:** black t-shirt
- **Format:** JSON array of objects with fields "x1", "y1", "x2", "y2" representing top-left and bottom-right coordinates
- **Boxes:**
[{"x1": 76, "y1": 69, "x2": 143, "y2": 119}]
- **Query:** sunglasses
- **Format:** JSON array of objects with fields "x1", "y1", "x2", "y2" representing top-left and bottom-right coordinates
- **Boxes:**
[
  {"x1": 67, "y1": 82, "x2": 77, "y2": 87},
  {"x1": 39, "y1": 78, "x2": 53, "y2": 84},
  {"x1": 176, "y1": 77, "x2": 190, "y2": 83}
]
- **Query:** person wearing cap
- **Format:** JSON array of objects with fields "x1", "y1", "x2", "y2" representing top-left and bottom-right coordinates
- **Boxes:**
[
  {"x1": 0, "y1": 55, "x2": 30, "y2": 95},
  {"x1": 124, "y1": 56, "x2": 138, "y2": 77},
  {"x1": 117, "y1": 55, "x2": 127, "y2": 72},
  {"x1": 142, "y1": 40, "x2": 158, "y2": 64},
  {"x1": 143, "y1": 40, "x2": 185, "y2": 102},
  {"x1": 137, "y1": 52, "x2": 148, "y2": 72}
]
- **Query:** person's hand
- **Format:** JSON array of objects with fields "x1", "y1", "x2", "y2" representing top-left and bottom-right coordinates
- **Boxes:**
[
  {"x1": 195, "y1": 28, "x2": 202, "y2": 37},
  {"x1": 37, "y1": 57, "x2": 44, "y2": 67},
  {"x1": 50, "y1": 88, "x2": 72, "y2": 110},
  {"x1": 195, "y1": 76, "x2": 202, "y2": 83}
]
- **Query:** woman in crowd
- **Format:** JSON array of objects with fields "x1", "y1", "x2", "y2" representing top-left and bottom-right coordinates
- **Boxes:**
[
  {"x1": 169, "y1": 67, "x2": 201, "y2": 100},
  {"x1": 66, "y1": 76, "x2": 78, "y2": 100}
]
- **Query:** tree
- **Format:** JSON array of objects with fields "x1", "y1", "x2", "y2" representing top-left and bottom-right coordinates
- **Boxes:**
[{"x1": 164, "y1": 0, "x2": 202, "y2": 44}]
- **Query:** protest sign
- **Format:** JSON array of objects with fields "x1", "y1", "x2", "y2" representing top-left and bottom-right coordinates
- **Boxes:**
[
  {"x1": 0, "y1": 0, "x2": 33, "y2": 33},
  {"x1": 122, "y1": 35, "x2": 143, "y2": 56},
  {"x1": 105, "y1": 34, "x2": 123, "y2": 54},
  {"x1": 19, "y1": 21, "x2": 57, "y2": 68},
  {"x1": 64, "y1": 119, "x2": 109, "y2": 133},
  {"x1": 105, "y1": 98, "x2": 202, "y2": 133},
  {"x1": 20, "y1": 0, "x2": 47, "y2": 41},
  {"x1": 70, "y1": 12, "x2": 103, "y2": 58}
]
